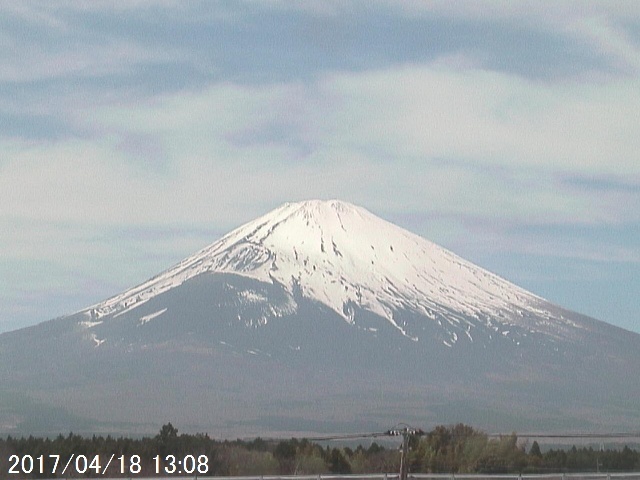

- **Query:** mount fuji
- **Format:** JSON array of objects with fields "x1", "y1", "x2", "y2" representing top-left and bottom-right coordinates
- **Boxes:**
[{"x1": 1, "y1": 200, "x2": 639, "y2": 436}]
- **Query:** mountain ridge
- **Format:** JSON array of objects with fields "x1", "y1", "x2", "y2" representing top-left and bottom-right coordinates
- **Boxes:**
[{"x1": 83, "y1": 200, "x2": 579, "y2": 347}]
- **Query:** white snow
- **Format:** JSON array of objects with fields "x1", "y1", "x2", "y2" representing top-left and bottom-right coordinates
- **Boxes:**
[
  {"x1": 139, "y1": 308, "x2": 167, "y2": 326},
  {"x1": 82, "y1": 200, "x2": 572, "y2": 342},
  {"x1": 80, "y1": 320, "x2": 103, "y2": 328},
  {"x1": 238, "y1": 290, "x2": 268, "y2": 303}
]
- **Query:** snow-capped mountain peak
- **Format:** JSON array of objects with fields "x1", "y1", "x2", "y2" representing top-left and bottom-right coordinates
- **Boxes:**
[
  {"x1": 5, "y1": 200, "x2": 640, "y2": 436},
  {"x1": 86, "y1": 200, "x2": 563, "y2": 343}
]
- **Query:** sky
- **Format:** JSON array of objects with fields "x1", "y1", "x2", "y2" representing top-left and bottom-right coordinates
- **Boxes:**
[{"x1": 0, "y1": 1, "x2": 638, "y2": 335}]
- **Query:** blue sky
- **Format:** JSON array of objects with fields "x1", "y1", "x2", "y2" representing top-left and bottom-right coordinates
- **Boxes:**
[{"x1": 1, "y1": 1, "x2": 638, "y2": 334}]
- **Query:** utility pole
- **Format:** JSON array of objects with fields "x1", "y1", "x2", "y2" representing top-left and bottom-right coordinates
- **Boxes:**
[{"x1": 387, "y1": 426, "x2": 425, "y2": 480}]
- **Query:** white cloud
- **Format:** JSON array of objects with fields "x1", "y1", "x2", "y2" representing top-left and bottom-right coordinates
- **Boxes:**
[
  {"x1": 567, "y1": 15, "x2": 640, "y2": 74},
  {"x1": 4, "y1": 59, "x2": 638, "y2": 232},
  {"x1": 0, "y1": 37, "x2": 184, "y2": 83},
  {"x1": 379, "y1": 1, "x2": 640, "y2": 24},
  {"x1": 93, "y1": 62, "x2": 640, "y2": 178},
  {"x1": 0, "y1": 139, "x2": 168, "y2": 224},
  {"x1": 322, "y1": 64, "x2": 640, "y2": 175}
]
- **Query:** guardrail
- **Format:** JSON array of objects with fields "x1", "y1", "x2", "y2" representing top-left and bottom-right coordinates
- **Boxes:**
[
  {"x1": 410, "y1": 475, "x2": 640, "y2": 480},
  {"x1": 104, "y1": 473, "x2": 640, "y2": 480},
  {"x1": 410, "y1": 474, "x2": 640, "y2": 480}
]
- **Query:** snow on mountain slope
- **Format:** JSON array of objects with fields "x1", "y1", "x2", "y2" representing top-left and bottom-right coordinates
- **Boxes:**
[{"x1": 83, "y1": 200, "x2": 573, "y2": 342}]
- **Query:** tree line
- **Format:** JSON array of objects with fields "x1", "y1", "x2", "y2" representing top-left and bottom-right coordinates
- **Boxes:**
[{"x1": 0, "y1": 423, "x2": 638, "y2": 478}]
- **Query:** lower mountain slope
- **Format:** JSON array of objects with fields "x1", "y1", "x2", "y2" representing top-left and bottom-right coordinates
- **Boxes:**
[{"x1": 1, "y1": 272, "x2": 638, "y2": 436}]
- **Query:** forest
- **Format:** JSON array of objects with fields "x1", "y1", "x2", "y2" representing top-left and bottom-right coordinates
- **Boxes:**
[{"x1": 1, "y1": 423, "x2": 638, "y2": 478}]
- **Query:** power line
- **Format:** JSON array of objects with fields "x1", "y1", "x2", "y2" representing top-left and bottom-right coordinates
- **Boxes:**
[
  {"x1": 492, "y1": 432, "x2": 640, "y2": 439},
  {"x1": 306, "y1": 431, "x2": 390, "y2": 442},
  {"x1": 307, "y1": 429, "x2": 640, "y2": 442}
]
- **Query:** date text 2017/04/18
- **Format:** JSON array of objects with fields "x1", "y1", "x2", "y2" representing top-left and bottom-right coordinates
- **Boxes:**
[{"x1": 7, "y1": 454, "x2": 210, "y2": 476}]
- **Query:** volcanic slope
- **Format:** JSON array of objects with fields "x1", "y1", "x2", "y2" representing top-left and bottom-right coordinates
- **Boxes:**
[{"x1": 1, "y1": 200, "x2": 639, "y2": 436}]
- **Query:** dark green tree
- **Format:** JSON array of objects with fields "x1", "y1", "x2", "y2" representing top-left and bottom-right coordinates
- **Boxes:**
[
  {"x1": 155, "y1": 422, "x2": 179, "y2": 457},
  {"x1": 328, "y1": 448, "x2": 351, "y2": 474},
  {"x1": 529, "y1": 441, "x2": 542, "y2": 458}
]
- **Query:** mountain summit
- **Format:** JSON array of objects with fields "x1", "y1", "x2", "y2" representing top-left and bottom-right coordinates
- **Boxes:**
[
  {"x1": 1, "y1": 200, "x2": 639, "y2": 436},
  {"x1": 89, "y1": 200, "x2": 564, "y2": 346}
]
